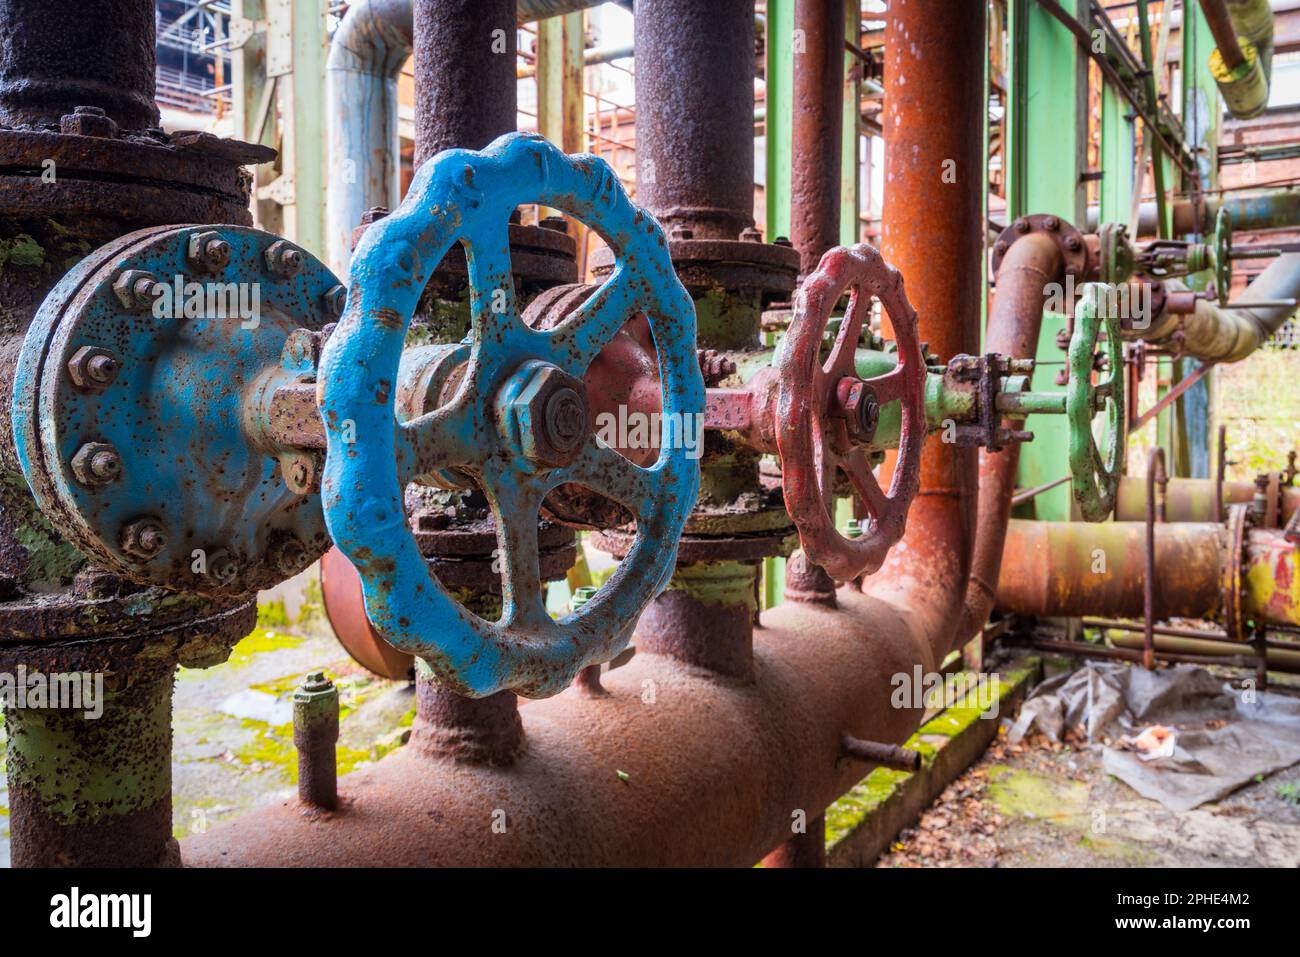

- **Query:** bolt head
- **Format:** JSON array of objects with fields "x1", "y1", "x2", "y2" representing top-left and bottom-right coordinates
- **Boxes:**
[
  {"x1": 205, "y1": 549, "x2": 240, "y2": 586},
  {"x1": 67, "y1": 346, "x2": 121, "y2": 389},
  {"x1": 1044, "y1": 215, "x2": 1061, "y2": 231},
  {"x1": 59, "y1": 106, "x2": 117, "y2": 138},
  {"x1": 71, "y1": 442, "x2": 122, "y2": 486},
  {"x1": 121, "y1": 518, "x2": 167, "y2": 561},
  {"x1": 1065, "y1": 235, "x2": 1082, "y2": 251},
  {"x1": 511, "y1": 363, "x2": 591, "y2": 469},
  {"x1": 112, "y1": 269, "x2": 161, "y2": 312},
  {"x1": 186, "y1": 230, "x2": 232, "y2": 272},
  {"x1": 271, "y1": 536, "x2": 309, "y2": 576},
  {"x1": 265, "y1": 240, "x2": 304, "y2": 278},
  {"x1": 323, "y1": 284, "x2": 347, "y2": 319},
  {"x1": 1014, "y1": 218, "x2": 1031, "y2": 233}
]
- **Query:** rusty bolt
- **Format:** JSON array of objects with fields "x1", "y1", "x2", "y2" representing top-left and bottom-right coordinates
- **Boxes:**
[
  {"x1": 282, "y1": 327, "x2": 323, "y2": 371},
  {"x1": 112, "y1": 269, "x2": 162, "y2": 312},
  {"x1": 773, "y1": 236, "x2": 794, "y2": 248},
  {"x1": 669, "y1": 225, "x2": 694, "y2": 241},
  {"x1": 1044, "y1": 215, "x2": 1061, "y2": 231},
  {"x1": 1064, "y1": 234, "x2": 1082, "y2": 252},
  {"x1": 67, "y1": 346, "x2": 121, "y2": 389},
  {"x1": 740, "y1": 226, "x2": 763, "y2": 242},
  {"x1": 360, "y1": 206, "x2": 389, "y2": 226},
  {"x1": 281, "y1": 452, "x2": 317, "y2": 494},
  {"x1": 121, "y1": 518, "x2": 167, "y2": 561},
  {"x1": 511, "y1": 363, "x2": 591, "y2": 469},
  {"x1": 994, "y1": 240, "x2": 1009, "y2": 257},
  {"x1": 71, "y1": 442, "x2": 122, "y2": 487},
  {"x1": 265, "y1": 240, "x2": 304, "y2": 278},
  {"x1": 835, "y1": 377, "x2": 880, "y2": 446},
  {"x1": 205, "y1": 549, "x2": 240, "y2": 586},
  {"x1": 186, "y1": 230, "x2": 232, "y2": 272},
  {"x1": 59, "y1": 105, "x2": 117, "y2": 138},
  {"x1": 323, "y1": 284, "x2": 348, "y2": 319},
  {"x1": 1014, "y1": 218, "x2": 1030, "y2": 234},
  {"x1": 271, "y1": 536, "x2": 309, "y2": 577},
  {"x1": 539, "y1": 215, "x2": 568, "y2": 232}
]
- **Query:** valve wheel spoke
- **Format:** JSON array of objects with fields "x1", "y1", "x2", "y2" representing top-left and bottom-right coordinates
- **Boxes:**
[
  {"x1": 559, "y1": 439, "x2": 654, "y2": 516},
  {"x1": 546, "y1": 267, "x2": 641, "y2": 376},
  {"x1": 396, "y1": 397, "x2": 480, "y2": 485},
  {"x1": 465, "y1": 223, "x2": 521, "y2": 334},
  {"x1": 862, "y1": 364, "x2": 907, "y2": 407}
]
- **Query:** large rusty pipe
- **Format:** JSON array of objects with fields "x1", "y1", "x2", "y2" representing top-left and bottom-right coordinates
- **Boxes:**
[
  {"x1": 790, "y1": 0, "x2": 845, "y2": 276},
  {"x1": 1200, "y1": 0, "x2": 1247, "y2": 70},
  {"x1": 413, "y1": 0, "x2": 518, "y2": 167},
  {"x1": 182, "y1": 586, "x2": 934, "y2": 866},
  {"x1": 956, "y1": 234, "x2": 1063, "y2": 647},
  {"x1": 634, "y1": 0, "x2": 757, "y2": 239},
  {"x1": 996, "y1": 519, "x2": 1300, "y2": 630},
  {"x1": 868, "y1": 0, "x2": 985, "y2": 662},
  {"x1": 0, "y1": 0, "x2": 159, "y2": 131},
  {"x1": 1114, "y1": 475, "x2": 1300, "y2": 524}
]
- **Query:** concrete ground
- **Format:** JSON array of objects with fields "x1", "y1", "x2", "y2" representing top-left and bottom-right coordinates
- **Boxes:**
[{"x1": 875, "y1": 657, "x2": 1300, "y2": 868}]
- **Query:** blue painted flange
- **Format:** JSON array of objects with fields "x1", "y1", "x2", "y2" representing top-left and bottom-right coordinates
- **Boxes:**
[
  {"x1": 318, "y1": 131, "x2": 703, "y2": 698},
  {"x1": 11, "y1": 225, "x2": 341, "y2": 595}
]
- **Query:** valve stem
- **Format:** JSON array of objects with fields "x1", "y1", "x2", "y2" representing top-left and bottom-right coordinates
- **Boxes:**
[{"x1": 839, "y1": 732, "x2": 922, "y2": 771}]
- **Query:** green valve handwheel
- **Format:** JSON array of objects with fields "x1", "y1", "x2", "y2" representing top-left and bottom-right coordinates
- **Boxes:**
[
  {"x1": 1066, "y1": 283, "x2": 1126, "y2": 522},
  {"x1": 1213, "y1": 207, "x2": 1233, "y2": 301}
]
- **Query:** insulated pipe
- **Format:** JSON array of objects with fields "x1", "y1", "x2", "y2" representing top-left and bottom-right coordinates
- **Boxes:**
[
  {"x1": 1136, "y1": 253, "x2": 1300, "y2": 362},
  {"x1": 791, "y1": 0, "x2": 845, "y2": 277},
  {"x1": 325, "y1": 0, "x2": 613, "y2": 273},
  {"x1": 1201, "y1": 0, "x2": 1247, "y2": 70},
  {"x1": 955, "y1": 234, "x2": 1064, "y2": 648},
  {"x1": 634, "y1": 0, "x2": 757, "y2": 240},
  {"x1": 1087, "y1": 187, "x2": 1300, "y2": 237},
  {"x1": 868, "y1": 0, "x2": 985, "y2": 663},
  {"x1": 1114, "y1": 476, "x2": 1300, "y2": 523},
  {"x1": 325, "y1": 0, "x2": 413, "y2": 275}
]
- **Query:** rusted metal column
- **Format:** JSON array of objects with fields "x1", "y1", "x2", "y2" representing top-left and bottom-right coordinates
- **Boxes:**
[
  {"x1": 293, "y1": 673, "x2": 340, "y2": 810},
  {"x1": 413, "y1": 0, "x2": 517, "y2": 167},
  {"x1": 0, "y1": 0, "x2": 159, "y2": 131},
  {"x1": 868, "y1": 0, "x2": 985, "y2": 661},
  {"x1": 791, "y1": 0, "x2": 845, "y2": 277},
  {"x1": 634, "y1": 0, "x2": 757, "y2": 240}
]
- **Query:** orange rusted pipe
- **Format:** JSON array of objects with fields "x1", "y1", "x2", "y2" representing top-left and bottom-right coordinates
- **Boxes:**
[
  {"x1": 1114, "y1": 476, "x2": 1300, "y2": 524},
  {"x1": 867, "y1": 0, "x2": 986, "y2": 664}
]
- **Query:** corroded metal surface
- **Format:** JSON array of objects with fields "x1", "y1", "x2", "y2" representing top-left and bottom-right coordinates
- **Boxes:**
[
  {"x1": 319, "y1": 132, "x2": 703, "y2": 698},
  {"x1": 791, "y1": 0, "x2": 845, "y2": 278}
]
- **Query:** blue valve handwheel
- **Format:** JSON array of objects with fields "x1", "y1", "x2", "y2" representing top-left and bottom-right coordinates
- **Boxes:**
[{"x1": 318, "y1": 131, "x2": 703, "y2": 698}]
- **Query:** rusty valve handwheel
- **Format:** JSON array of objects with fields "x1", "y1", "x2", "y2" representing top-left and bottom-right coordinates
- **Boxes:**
[{"x1": 775, "y1": 244, "x2": 926, "y2": 580}]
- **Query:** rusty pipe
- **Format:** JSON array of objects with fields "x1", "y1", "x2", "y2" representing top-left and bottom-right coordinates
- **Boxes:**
[
  {"x1": 866, "y1": 0, "x2": 985, "y2": 665},
  {"x1": 791, "y1": 0, "x2": 845, "y2": 277},
  {"x1": 413, "y1": 0, "x2": 518, "y2": 167},
  {"x1": 1200, "y1": 0, "x2": 1247, "y2": 71},
  {"x1": 1115, "y1": 475, "x2": 1300, "y2": 524},
  {"x1": 183, "y1": 586, "x2": 936, "y2": 866},
  {"x1": 954, "y1": 233, "x2": 1064, "y2": 651}
]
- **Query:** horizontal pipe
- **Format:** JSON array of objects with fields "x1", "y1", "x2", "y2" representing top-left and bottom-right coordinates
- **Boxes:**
[
  {"x1": 183, "y1": 586, "x2": 936, "y2": 866},
  {"x1": 1108, "y1": 630, "x2": 1300, "y2": 671},
  {"x1": 1088, "y1": 187, "x2": 1300, "y2": 236},
  {"x1": 1114, "y1": 476, "x2": 1300, "y2": 523}
]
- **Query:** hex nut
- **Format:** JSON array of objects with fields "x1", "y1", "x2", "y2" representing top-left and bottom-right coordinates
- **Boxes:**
[
  {"x1": 59, "y1": 105, "x2": 118, "y2": 138},
  {"x1": 71, "y1": 442, "x2": 122, "y2": 486},
  {"x1": 265, "y1": 240, "x2": 304, "y2": 278},
  {"x1": 112, "y1": 269, "x2": 162, "y2": 312},
  {"x1": 121, "y1": 518, "x2": 167, "y2": 561},
  {"x1": 511, "y1": 364, "x2": 590, "y2": 469},
  {"x1": 186, "y1": 230, "x2": 232, "y2": 272},
  {"x1": 837, "y1": 379, "x2": 880, "y2": 446},
  {"x1": 323, "y1": 284, "x2": 348, "y2": 319},
  {"x1": 67, "y1": 346, "x2": 121, "y2": 389},
  {"x1": 271, "y1": 536, "x2": 309, "y2": 576}
]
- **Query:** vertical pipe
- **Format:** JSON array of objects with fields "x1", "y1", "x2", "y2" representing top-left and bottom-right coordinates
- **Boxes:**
[
  {"x1": 6, "y1": 671, "x2": 178, "y2": 867},
  {"x1": 0, "y1": 0, "x2": 159, "y2": 130},
  {"x1": 635, "y1": 0, "x2": 757, "y2": 239},
  {"x1": 791, "y1": 0, "x2": 846, "y2": 277},
  {"x1": 413, "y1": 0, "x2": 518, "y2": 167},
  {"x1": 869, "y1": 0, "x2": 985, "y2": 660}
]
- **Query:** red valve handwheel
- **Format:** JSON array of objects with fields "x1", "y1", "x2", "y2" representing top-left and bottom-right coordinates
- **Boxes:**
[{"x1": 775, "y1": 244, "x2": 926, "y2": 581}]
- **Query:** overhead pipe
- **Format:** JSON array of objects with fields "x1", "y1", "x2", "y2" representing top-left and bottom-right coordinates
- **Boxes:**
[
  {"x1": 182, "y1": 0, "x2": 998, "y2": 867},
  {"x1": 1114, "y1": 476, "x2": 1300, "y2": 523},
  {"x1": 1203, "y1": 0, "x2": 1274, "y2": 119},
  {"x1": 790, "y1": 0, "x2": 845, "y2": 279},
  {"x1": 1132, "y1": 252, "x2": 1300, "y2": 362},
  {"x1": 325, "y1": 0, "x2": 615, "y2": 273},
  {"x1": 1087, "y1": 187, "x2": 1300, "y2": 237}
]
